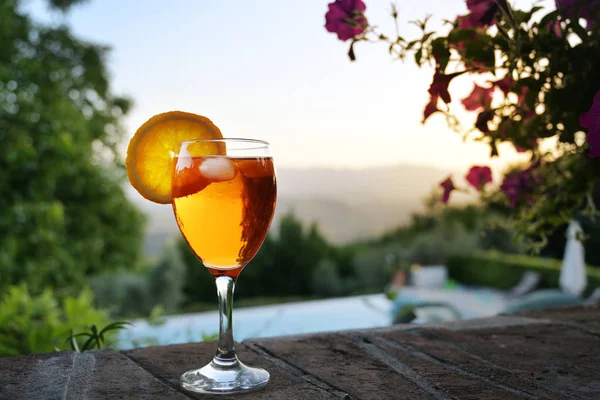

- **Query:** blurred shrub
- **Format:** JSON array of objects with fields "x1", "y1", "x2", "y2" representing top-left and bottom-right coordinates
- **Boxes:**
[
  {"x1": 447, "y1": 251, "x2": 600, "y2": 297},
  {"x1": 90, "y1": 273, "x2": 151, "y2": 317},
  {"x1": 311, "y1": 258, "x2": 342, "y2": 297},
  {"x1": 349, "y1": 223, "x2": 479, "y2": 293},
  {"x1": 478, "y1": 220, "x2": 527, "y2": 254},
  {"x1": 91, "y1": 243, "x2": 186, "y2": 317},
  {"x1": 351, "y1": 247, "x2": 393, "y2": 292},
  {"x1": 376, "y1": 202, "x2": 525, "y2": 256},
  {"x1": 148, "y1": 244, "x2": 186, "y2": 312},
  {"x1": 0, "y1": 284, "x2": 113, "y2": 357},
  {"x1": 406, "y1": 222, "x2": 479, "y2": 265}
]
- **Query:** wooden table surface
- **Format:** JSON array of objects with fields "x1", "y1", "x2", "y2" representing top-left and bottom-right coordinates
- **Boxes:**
[{"x1": 1, "y1": 304, "x2": 599, "y2": 399}]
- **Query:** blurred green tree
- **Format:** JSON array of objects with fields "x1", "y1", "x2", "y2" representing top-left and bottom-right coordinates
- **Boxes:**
[
  {"x1": 0, "y1": 0, "x2": 144, "y2": 296},
  {"x1": 261, "y1": 215, "x2": 331, "y2": 296}
]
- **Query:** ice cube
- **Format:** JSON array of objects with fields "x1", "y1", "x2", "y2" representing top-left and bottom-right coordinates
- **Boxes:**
[{"x1": 199, "y1": 156, "x2": 237, "y2": 182}]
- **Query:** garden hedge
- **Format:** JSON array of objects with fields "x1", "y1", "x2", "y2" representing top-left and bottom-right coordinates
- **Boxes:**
[{"x1": 446, "y1": 251, "x2": 600, "y2": 297}]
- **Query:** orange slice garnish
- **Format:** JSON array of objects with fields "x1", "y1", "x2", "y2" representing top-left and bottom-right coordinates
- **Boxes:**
[{"x1": 126, "y1": 111, "x2": 223, "y2": 204}]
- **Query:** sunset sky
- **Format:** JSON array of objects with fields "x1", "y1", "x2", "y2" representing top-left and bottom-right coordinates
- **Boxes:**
[{"x1": 27, "y1": 0, "x2": 553, "y2": 171}]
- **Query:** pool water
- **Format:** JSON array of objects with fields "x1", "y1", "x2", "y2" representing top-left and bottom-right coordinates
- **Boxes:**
[
  {"x1": 118, "y1": 294, "x2": 393, "y2": 349},
  {"x1": 117, "y1": 288, "x2": 507, "y2": 349}
]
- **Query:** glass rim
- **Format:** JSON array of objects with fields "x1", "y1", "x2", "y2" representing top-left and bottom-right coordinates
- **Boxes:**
[{"x1": 179, "y1": 137, "x2": 270, "y2": 147}]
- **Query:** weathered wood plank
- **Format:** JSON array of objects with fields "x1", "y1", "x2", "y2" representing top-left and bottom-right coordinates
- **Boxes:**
[
  {"x1": 0, "y1": 350, "x2": 189, "y2": 400},
  {"x1": 346, "y1": 332, "x2": 533, "y2": 400},
  {"x1": 2, "y1": 305, "x2": 599, "y2": 399},
  {"x1": 380, "y1": 324, "x2": 600, "y2": 400},
  {"x1": 517, "y1": 303, "x2": 600, "y2": 335},
  {"x1": 248, "y1": 333, "x2": 441, "y2": 400},
  {"x1": 123, "y1": 341, "x2": 337, "y2": 400}
]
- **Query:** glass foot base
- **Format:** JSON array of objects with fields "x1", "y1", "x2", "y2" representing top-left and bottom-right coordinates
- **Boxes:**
[{"x1": 180, "y1": 356, "x2": 270, "y2": 394}]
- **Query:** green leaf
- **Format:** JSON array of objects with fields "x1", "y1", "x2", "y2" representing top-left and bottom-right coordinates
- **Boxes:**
[
  {"x1": 490, "y1": 140, "x2": 499, "y2": 157},
  {"x1": 405, "y1": 40, "x2": 419, "y2": 50},
  {"x1": 68, "y1": 329, "x2": 80, "y2": 352},
  {"x1": 431, "y1": 37, "x2": 450, "y2": 71},
  {"x1": 348, "y1": 41, "x2": 356, "y2": 62},
  {"x1": 421, "y1": 32, "x2": 434, "y2": 43},
  {"x1": 81, "y1": 336, "x2": 96, "y2": 352},
  {"x1": 463, "y1": 34, "x2": 495, "y2": 69},
  {"x1": 98, "y1": 321, "x2": 132, "y2": 339},
  {"x1": 390, "y1": 4, "x2": 398, "y2": 19},
  {"x1": 538, "y1": 10, "x2": 560, "y2": 28},
  {"x1": 414, "y1": 50, "x2": 423, "y2": 66},
  {"x1": 447, "y1": 29, "x2": 475, "y2": 46}
]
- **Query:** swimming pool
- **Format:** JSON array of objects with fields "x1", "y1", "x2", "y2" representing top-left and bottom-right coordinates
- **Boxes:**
[
  {"x1": 118, "y1": 294, "x2": 393, "y2": 349},
  {"x1": 117, "y1": 288, "x2": 507, "y2": 349}
]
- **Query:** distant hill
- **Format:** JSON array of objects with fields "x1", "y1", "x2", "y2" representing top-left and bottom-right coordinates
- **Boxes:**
[{"x1": 126, "y1": 164, "x2": 457, "y2": 256}]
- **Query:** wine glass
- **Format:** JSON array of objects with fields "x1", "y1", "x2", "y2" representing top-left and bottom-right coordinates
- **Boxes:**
[{"x1": 171, "y1": 138, "x2": 277, "y2": 394}]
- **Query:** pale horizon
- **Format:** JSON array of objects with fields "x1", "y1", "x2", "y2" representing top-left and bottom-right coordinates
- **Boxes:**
[{"x1": 27, "y1": 0, "x2": 552, "y2": 173}]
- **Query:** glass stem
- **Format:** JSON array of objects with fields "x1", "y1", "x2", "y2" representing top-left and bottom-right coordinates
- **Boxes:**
[{"x1": 214, "y1": 275, "x2": 237, "y2": 365}]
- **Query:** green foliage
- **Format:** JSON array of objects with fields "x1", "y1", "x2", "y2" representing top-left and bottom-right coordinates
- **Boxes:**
[
  {"x1": 447, "y1": 251, "x2": 600, "y2": 297},
  {"x1": 247, "y1": 215, "x2": 346, "y2": 297},
  {"x1": 91, "y1": 243, "x2": 186, "y2": 317},
  {"x1": 263, "y1": 217, "x2": 330, "y2": 296},
  {"x1": 336, "y1": 1, "x2": 600, "y2": 245},
  {"x1": 148, "y1": 244, "x2": 186, "y2": 311},
  {"x1": 90, "y1": 272, "x2": 151, "y2": 317},
  {"x1": 0, "y1": 284, "x2": 113, "y2": 357},
  {"x1": 176, "y1": 204, "x2": 525, "y2": 304},
  {"x1": 375, "y1": 202, "x2": 525, "y2": 257},
  {"x1": 406, "y1": 223, "x2": 479, "y2": 265},
  {"x1": 201, "y1": 332, "x2": 219, "y2": 342},
  {"x1": 311, "y1": 258, "x2": 343, "y2": 297},
  {"x1": 0, "y1": 0, "x2": 145, "y2": 296},
  {"x1": 348, "y1": 217, "x2": 479, "y2": 292},
  {"x1": 351, "y1": 246, "x2": 395, "y2": 292},
  {"x1": 68, "y1": 321, "x2": 131, "y2": 352},
  {"x1": 48, "y1": 0, "x2": 89, "y2": 12}
]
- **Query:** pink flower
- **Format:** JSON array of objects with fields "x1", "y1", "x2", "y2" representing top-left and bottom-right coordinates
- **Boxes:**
[
  {"x1": 456, "y1": 14, "x2": 477, "y2": 29},
  {"x1": 423, "y1": 95, "x2": 440, "y2": 123},
  {"x1": 440, "y1": 177, "x2": 455, "y2": 204},
  {"x1": 428, "y1": 71, "x2": 453, "y2": 104},
  {"x1": 466, "y1": 165, "x2": 492, "y2": 190},
  {"x1": 325, "y1": 0, "x2": 368, "y2": 41},
  {"x1": 423, "y1": 70, "x2": 466, "y2": 123},
  {"x1": 466, "y1": 0, "x2": 508, "y2": 27},
  {"x1": 500, "y1": 162, "x2": 542, "y2": 207},
  {"x1": 475, "y1": 110, "x2": 494, "y2": 133},
  {"x1": 462, "y1": 84, "x2": 494, "y2": 111},
  {"x1": 579, "y1": 90, "x2": 600, "y2": 157}
]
